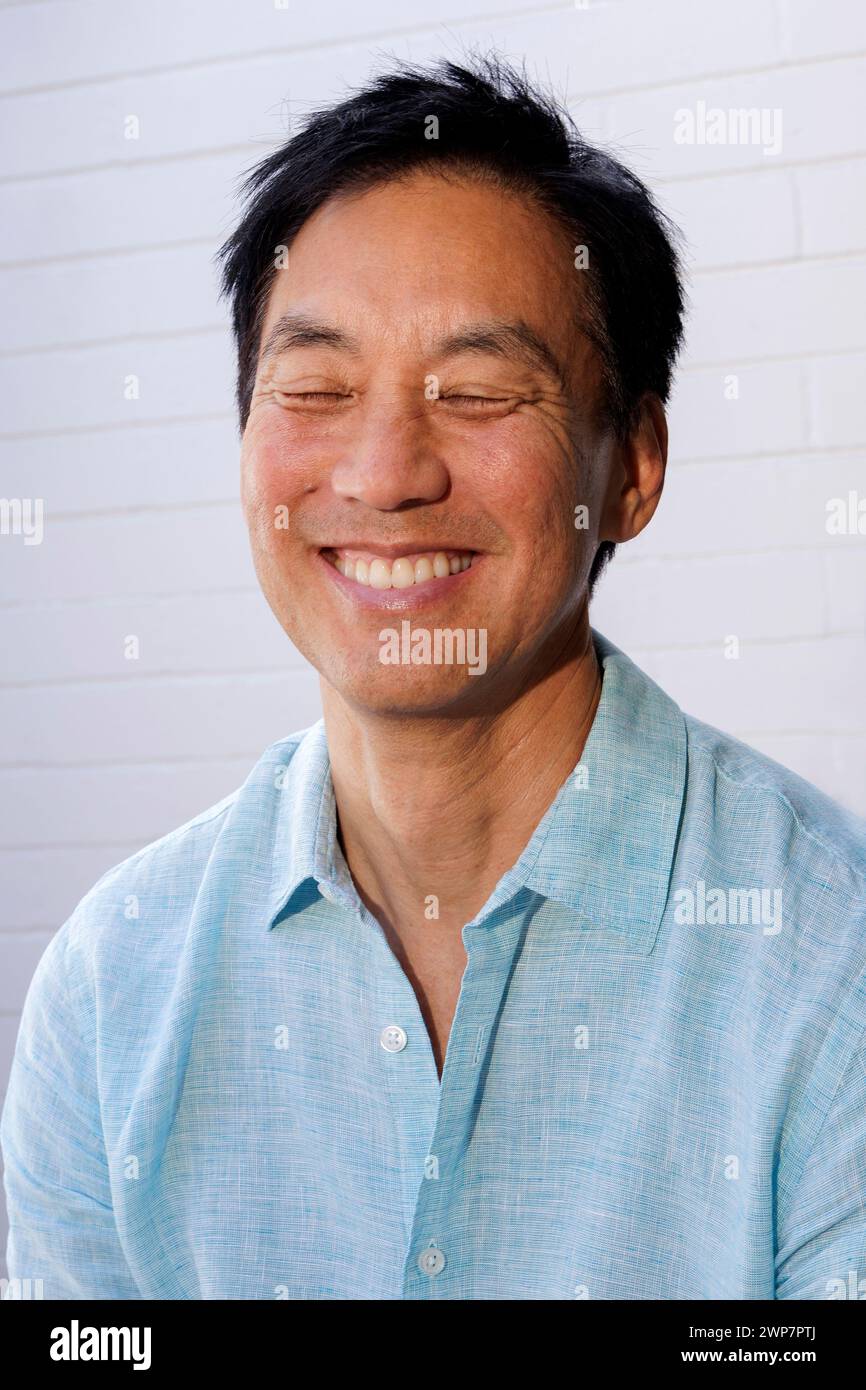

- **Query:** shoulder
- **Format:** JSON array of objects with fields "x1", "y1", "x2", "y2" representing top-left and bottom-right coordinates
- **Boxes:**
[
  {"x1": 670, "y1": 714, "x2": 866, "y2": 1175},
  {"x1": 680, "y1": 713, "x2": 866, "y2": 1041},
  {"x1": 684, "y1": 712, "x2": 866, "y2": 893},
  {"x1": 56, "y1": 726, "x2": 315, "y2": 979}
]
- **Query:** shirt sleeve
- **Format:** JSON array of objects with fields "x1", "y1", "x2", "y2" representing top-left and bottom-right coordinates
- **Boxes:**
[
  {"x1": 0, "y1": 921, "x2": 141, "y2": 1299},
  {"x1": 775, "y1": 1033, "x2": 866, "y2": 1300}
]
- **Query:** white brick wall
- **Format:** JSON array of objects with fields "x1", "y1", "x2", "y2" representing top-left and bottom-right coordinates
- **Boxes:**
[{"x1": 2, "y1": 0, "x2": 865, "y2": 1274}]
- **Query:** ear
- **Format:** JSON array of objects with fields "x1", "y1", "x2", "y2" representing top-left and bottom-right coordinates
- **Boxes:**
[{"x1": 598, "y1": 393, "x2": 668, "y2": 545}]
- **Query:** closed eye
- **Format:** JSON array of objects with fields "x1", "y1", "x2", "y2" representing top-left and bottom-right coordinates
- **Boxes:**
[
  {"x1": 279, "y1": 391, "x2": 348, "y2": 402},
  {"x1": 441, "y1": 394, "x2": 514, "y2": 408}
]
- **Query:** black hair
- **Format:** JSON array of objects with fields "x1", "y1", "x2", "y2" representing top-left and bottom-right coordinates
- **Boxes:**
[{"x1": 217, "y1": 53, "x2": 685, "y2": 595}]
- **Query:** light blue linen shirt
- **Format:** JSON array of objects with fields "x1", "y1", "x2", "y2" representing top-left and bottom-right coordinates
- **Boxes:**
[{"x1": 3, "y1": 630, "x2": 866, "y2": 1300}]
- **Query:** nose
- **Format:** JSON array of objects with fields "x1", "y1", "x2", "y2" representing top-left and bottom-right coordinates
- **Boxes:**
[{"x1": 330, "y1": 394, "x2": 450, "y2": 511}]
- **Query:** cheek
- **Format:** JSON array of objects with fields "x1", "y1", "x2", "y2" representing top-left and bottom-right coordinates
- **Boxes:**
[
  {"x1": 241, "y1": 412, "x2": 316, "y2": 522},
  {"x1": 509, "y1": 418, "x2": 605, "y2": 556},
  {"x1": 477, "y1": 419, "x2": 580, "y2": 538}
]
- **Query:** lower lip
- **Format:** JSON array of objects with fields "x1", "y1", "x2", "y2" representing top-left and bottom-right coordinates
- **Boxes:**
[{"x1": 316, "y1": 551, "x2": 482, "y2": 611}]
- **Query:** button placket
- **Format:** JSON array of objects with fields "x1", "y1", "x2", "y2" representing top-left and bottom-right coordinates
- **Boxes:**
[
  {"x1": 403, "y1": 902, "x2": 531, "y2": 1298},
  {"x1": 362, "y1": 904, "x2": 441, "y2": 1284}
]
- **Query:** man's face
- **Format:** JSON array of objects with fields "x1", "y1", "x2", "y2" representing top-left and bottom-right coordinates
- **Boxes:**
[{"x1": 241, "y1": 169, "x2": 617, "y2": 715}]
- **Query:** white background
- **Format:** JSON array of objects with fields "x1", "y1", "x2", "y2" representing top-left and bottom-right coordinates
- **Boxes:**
[{"x1": 1, "y1": 0, "x2": 865, "y2": 1278}]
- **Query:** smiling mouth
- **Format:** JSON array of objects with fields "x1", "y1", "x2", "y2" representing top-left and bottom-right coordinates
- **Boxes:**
[{"x1": 320, "y1": 548, "x2": 478, "y2": 589}]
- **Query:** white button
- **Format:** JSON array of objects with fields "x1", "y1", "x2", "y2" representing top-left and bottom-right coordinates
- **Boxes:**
[
  {"x1": 418, "y1": 1243, "x2": 446, "y2": 1277},
  {"x1": 380, "y1": 1024, "x2": 407, "y2": 1053}
]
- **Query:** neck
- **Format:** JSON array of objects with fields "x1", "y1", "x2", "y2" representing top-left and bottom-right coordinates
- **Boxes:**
[{"x1": 321, "y1": 614, "x2": 602, "y2": 938}]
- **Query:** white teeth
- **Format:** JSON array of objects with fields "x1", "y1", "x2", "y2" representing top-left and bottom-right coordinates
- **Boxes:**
[
  {"x1": 330, "y1": 549, "x2": 475, "y2": 588},
  {"x1": 369, "y1": 558, "x2": 391, "y2": 590},
  {"x1": 391, "y1": 557, "x2": 415, "y2": 589}
]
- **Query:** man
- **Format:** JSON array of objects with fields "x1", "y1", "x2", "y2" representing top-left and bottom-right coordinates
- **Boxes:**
[{"x1": 3, "y1": 56, "x2": 865, "y2": 1301}]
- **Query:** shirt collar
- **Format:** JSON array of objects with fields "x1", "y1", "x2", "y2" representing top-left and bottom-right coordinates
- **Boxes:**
[
  {"x1": 260, "y1": 629, "x2": 687, "y2": 953},
  {"x1": 514, "y1": 629, "x2": 687, "y2": 951}
]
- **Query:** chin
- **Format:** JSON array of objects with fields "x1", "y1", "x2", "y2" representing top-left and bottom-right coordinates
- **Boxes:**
[{"x1": 320, "y1": 660, "x2": 491, "y2": 718}]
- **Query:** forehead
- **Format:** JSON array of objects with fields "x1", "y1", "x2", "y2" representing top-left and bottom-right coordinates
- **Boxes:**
[{"x1": 258, "y1": 168, "x2": 586, "y2": 356}]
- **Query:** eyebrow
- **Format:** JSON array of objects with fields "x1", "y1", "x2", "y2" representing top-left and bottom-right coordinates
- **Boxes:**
[
  {"x1": 433, "y1": 320, "x2": 569, "y2": 390},
  {"x1": 259, "y1": 312, "x2": 569, "y2": 389},
  {"x1": 260, "y1": 312, "x2": 361, "y2": 361}
]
